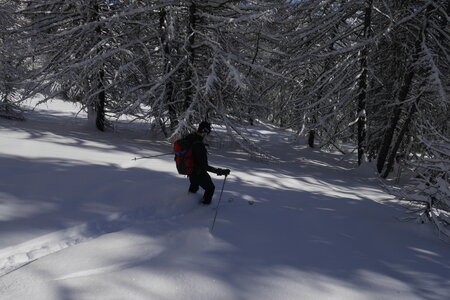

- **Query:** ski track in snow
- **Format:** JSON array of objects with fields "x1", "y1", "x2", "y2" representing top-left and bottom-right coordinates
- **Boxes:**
[
  {"x1": 0, "y1": 200, "x2": 203, "y2": 277},
  {"x1": 0, "y1": 212, "x2": 129, "y2": 277}
]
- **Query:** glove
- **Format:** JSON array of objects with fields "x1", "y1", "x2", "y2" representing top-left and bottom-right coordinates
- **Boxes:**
[{"x1": 217, "y1": 168, "x2": 230, "y2": 176}]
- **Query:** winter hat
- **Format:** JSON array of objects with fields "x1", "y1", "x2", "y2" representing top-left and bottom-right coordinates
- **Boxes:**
[{"x1": 198, "y1": 121, "x2": 212, "y2": 134}]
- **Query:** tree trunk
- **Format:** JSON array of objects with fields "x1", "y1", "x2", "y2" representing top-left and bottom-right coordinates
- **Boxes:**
[
  {"x1": 357, "y1": 0, "x2": 373, "y2": 165},
  {"x1": 93, "y1": 2, "x2": 105, "y2": 132},
  {"x1": 376, "y1": 69, "x2": 414, "y2": 173},
  {"x1": 381, "y1": 102, "x2": 417, "y2": 178},
  {"x1": 376, "y1": 3, "x2": 432, "y2": 174},
  {"x1": 96, "y1": 69, "x2": 106, "y2": 131},
  {"x1": 358, "y1": 0, "x2": 373, "y2": 166},
  {"x1": 184, "y1": 2, "x2": 196, "y2": 110},
  {"x1": 308, "y1": 130, "x2": 315, "y2": 148},
  {"x1": 160, "y1": 8, "x2": 177, "y2": 130}
]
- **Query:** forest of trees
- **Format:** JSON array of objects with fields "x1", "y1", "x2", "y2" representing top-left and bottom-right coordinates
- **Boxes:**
[{"x1": 1, "y1": 1, "x2": 449, "y2": 236}]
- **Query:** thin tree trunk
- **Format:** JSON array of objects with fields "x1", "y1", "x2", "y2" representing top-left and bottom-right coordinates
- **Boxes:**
[
  {"x1": 381, "y1": 102, "x2": 417, "y2": 178},
  {"x1": 308, "y1": 130, "x2": 315, "y2": 148},
  {"x1": 184, "y1": 2, "x2": 196, "y2": 110},
  {"x1": 357, "y1": 0, "x2": 373, "y2": 165},
  {"x1": 377, "y1": 3, "x2": 432, "y2": 174},
  {"x1": 96, "y1": 69, "x2": 105, "y2": 131},
  {"x1": 160, "y1": 8, "x2": 177, "y2": 130},
  {"x1": 376, "y1": 69, "x2": 414, "y2": 173},
  {"x1": 94, "y1": 3, "x2": 105, "y2": 132}
]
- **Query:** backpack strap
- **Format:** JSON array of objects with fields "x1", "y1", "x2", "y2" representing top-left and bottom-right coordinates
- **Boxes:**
[{"x1": 174, "y1": 149, "x2": 189, "y2": 156}]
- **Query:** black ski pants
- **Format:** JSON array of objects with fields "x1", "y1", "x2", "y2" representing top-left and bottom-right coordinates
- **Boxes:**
[{"x1": 188, "y1": 171, "x2": 215, "y2": 203}]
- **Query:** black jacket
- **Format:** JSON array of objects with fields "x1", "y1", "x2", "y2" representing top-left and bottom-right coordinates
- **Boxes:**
[{"x1": 185, "y1": 133, "x2": 218, "y2": 175}]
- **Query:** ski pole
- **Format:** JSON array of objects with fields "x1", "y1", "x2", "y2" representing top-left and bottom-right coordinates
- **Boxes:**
[
  {"x1": 210, "y1": 175, "x2": 227, "y2": 233},
  {"x1": 132, "y1": 152, "x2": 173, "y2": 161}
]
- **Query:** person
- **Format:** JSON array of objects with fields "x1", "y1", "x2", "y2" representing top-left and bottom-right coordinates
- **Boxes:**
[{"x1": 185, "y1": 121, "x2": 230, "y2": 205}]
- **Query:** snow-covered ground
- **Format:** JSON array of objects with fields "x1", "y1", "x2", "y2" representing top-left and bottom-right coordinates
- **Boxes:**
[{"x1": 0, "y1": 99, "x2": 449, "y2": 300}]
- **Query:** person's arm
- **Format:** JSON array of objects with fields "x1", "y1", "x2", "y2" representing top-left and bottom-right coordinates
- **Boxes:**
[
  {"x1": 192, "y1": 142, "x2": 213, "y2": 173},
  {"x1": 193, "y1": 142, "x2": 230, "y2": 175}
]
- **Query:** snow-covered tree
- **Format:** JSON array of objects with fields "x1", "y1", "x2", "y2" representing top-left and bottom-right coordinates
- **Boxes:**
[
  {"x1": 2, "y1": 0, "x2": 449, "y2": 237},
  {"x1": 270, "y1": 0, "x2": 372, "y2": 154},
  {"x1": 276, "y1": 0, "x2": 449, "y2": 234},
  {"x1": 16, "y1": 0, "x2": 156, "y2": 130},
  {"x1": 387, "y1": 0, "x2": 450, "y2": 236},
  {"x1": 0, "y1": 0, "x2": 24, "y2": 120},
  {"x1": 13, "y1": 1, "x2": 281, "y2": 137}
]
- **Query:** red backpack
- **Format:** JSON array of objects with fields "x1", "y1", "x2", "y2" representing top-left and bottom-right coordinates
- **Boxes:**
[{"x1": 173, "y1": 137, "x2": 195, "y2": 175}]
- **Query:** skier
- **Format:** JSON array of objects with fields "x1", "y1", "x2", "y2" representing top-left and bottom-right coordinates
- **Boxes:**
[{"x1": 185, "y1": 121, "x2": 230, "y2": 205}]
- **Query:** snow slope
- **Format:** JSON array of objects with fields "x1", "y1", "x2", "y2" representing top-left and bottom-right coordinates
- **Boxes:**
[{"x1": 0, "y1": 99, "x2": 449, "y2": 300}]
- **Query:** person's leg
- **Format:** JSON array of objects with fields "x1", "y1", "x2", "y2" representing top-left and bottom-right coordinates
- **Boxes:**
[
  {"x1": 188, "y1": 175, "x2": 199, "y2": 193},
  {"x1": 198, "y1": 172, "x2": 215, "y2": 204}
]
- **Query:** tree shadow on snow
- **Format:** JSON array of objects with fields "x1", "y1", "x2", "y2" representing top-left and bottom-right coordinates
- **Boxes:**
[{"x1": 1, "y1": 117, "x2": 450, "y2": 299}]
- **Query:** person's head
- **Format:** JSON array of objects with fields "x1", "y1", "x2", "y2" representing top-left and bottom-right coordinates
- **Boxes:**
[{"x1": 197, "y1": 121, "x2": 212, "y2": 136}]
